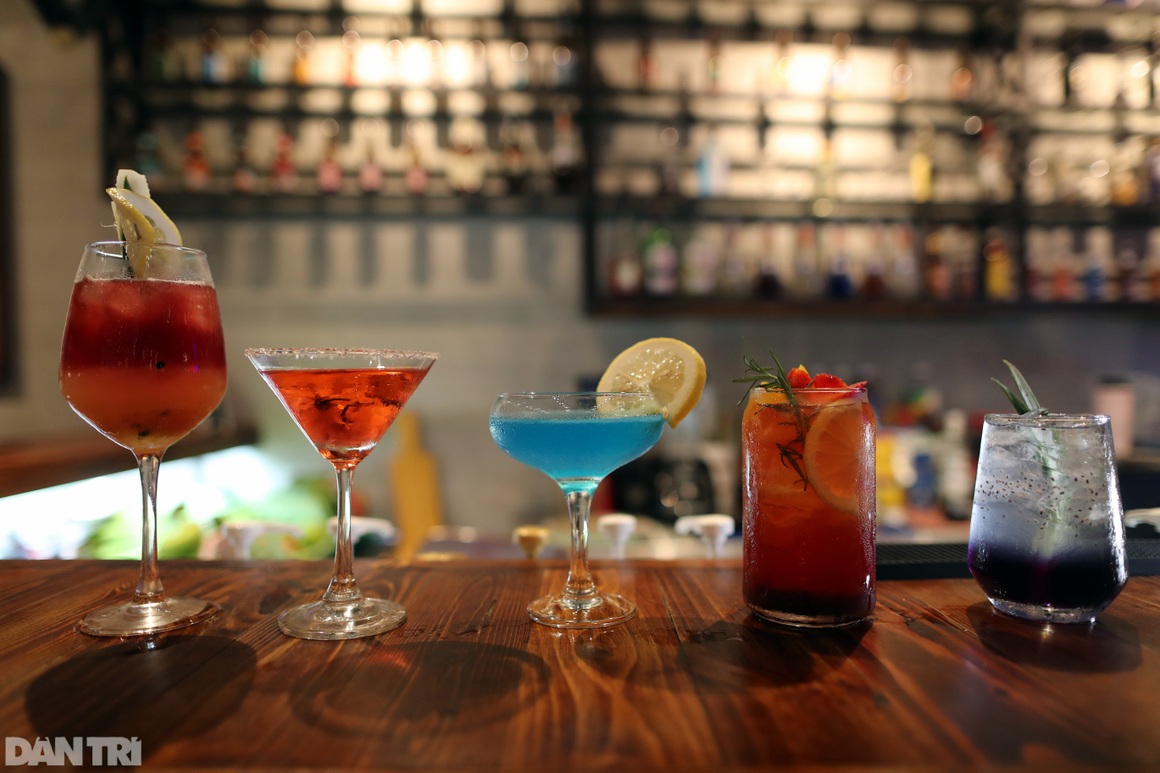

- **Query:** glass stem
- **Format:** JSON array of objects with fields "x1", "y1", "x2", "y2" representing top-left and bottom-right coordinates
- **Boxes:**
[
  {"x1": 563, "y1": 485, "x2": 599, "y2": 604},
  {"x1": 324, "y1": 465, "x2": 362, "y2": 604},
  {"x1": 132, "y1": 454, "x2": 165, "y2": 605}
]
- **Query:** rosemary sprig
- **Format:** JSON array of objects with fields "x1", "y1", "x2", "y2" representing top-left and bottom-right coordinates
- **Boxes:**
[
  {"x1": 736, "y1": 351, "x2": 810, "y2": 490},
  {"x1": 735, "y1": 351, "x2": 799, "y2": 413}
]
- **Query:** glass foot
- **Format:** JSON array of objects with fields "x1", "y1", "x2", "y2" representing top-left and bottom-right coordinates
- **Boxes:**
[
  {"x1": 77, "y1": 597, "x2": 219, "y2": 638},
  {"x1": 528, "y1": 592, "x2": 636, "y2": 629},
  {"x1": 278, "y1": 597, "x2": 406, "y2": 640}
]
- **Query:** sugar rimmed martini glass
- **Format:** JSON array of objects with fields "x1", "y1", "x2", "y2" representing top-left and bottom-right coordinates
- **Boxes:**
[{"x1": 246, "y1": 347, "x2": 437, "y2": 640}]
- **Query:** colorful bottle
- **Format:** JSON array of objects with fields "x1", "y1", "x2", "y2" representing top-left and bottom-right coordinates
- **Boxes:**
[{"x1": 642, "y1": 227, "x2": 679, "y2": 297}]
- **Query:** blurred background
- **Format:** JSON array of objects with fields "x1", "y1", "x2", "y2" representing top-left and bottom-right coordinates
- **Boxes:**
[{"x1": 2, "y1": 0, "x2": 1159, "y2": 561}]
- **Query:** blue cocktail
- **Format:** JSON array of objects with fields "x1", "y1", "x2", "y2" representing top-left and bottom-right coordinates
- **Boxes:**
[{"x1": 490, "y1": 392, "x2": 665, "y2": 628}]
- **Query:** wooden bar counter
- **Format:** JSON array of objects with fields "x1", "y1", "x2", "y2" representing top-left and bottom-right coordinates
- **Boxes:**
[{"x1": 1, "y1": 558, "x2": 1158, "y2": 770}]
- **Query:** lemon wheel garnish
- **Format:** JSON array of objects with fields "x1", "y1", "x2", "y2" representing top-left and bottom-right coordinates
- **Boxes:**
[
  {"x1": 802, "y1": 401, "x2": 867, "y2": 515},
  {"x1": 596, "y1": 337, "x2": 706, "y2": 428}
]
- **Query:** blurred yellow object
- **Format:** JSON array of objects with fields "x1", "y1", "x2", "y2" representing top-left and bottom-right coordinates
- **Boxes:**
[
  {"x1": 389, "y1": 413, "x2": 444, "y2": 562},
  {"x1": 513, "y1": 525, "x2": 550, "y2": 559}
]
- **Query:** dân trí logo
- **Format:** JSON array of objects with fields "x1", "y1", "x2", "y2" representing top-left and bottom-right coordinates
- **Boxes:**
[{"x1": 5, "y1": 737, "x2": 142, "y2": 766}]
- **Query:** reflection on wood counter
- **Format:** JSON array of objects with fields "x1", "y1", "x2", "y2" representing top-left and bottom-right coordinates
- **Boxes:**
[{"x1": 0, "y1": 559, "x2": 1158, "y2": 769}]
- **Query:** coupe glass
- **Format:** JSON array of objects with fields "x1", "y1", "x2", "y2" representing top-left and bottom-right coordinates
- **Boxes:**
[
  {"x1": 59, "y1": 241, "x2": 228, "y2": 636},
  {"x1": 490, "y1": 392, "x2": 664, "y2": 628},
  {"x1": 245, "y1": 347, "x2": 437, "y2": 640}
]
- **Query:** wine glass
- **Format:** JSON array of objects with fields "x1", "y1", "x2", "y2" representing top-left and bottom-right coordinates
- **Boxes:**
[
  {"x1": 489, "y1": 392, "x2": 664, "y2": 628},
  {"x1": 245, "y1": 347, "x2": 437, "y2": 640},
  {"x1": 59, "y1": 241, "x2": 228, "y2": 636}
]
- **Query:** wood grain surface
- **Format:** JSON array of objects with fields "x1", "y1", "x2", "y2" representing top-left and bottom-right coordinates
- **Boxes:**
[{"x1": 0, "y1": 559, "x2": 1158, "y2": 770}]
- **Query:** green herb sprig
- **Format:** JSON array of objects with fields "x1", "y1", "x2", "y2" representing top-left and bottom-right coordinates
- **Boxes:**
[
  {"x1": 735, "y1": 351, "x2": 810, "y2": 490},
  {"x1": 992, "y1": 359, "x2": 1048, "y2": 416}
]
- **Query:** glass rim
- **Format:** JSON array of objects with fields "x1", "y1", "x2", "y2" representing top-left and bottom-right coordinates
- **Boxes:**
[
  {"x1": 749, "y1": 385, "x2": 867, "y2": 394},
  {"x1": 984, "y1": 412, "x2": 1110, "y2": 427},
  {"x1": 496, "y1": 390, "x2": 655, "y2": 399},
  {"x1": 87, "y1": 240, "x2": 206, "y2": 259},
  {"x1": 245, "y1": 346, "x2": 440, "y2": 360}
]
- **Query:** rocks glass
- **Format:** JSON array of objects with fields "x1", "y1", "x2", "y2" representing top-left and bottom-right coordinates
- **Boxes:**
[{"x1": 968, "y1": 413, "x2": 1128, "y2": 624}]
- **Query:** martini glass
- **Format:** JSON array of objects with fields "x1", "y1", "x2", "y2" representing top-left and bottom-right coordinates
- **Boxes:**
[
  {"x1": 489, "y1": 392, "x2": 664, "y2": 628},
  {"x1": 245, "y1": 347, "x2": 437, "y2": 640},
  {"x1": 60, "y1": 241, "x2": 228, "y2": 636}
]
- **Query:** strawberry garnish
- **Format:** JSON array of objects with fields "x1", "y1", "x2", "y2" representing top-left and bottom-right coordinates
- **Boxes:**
[
  {"x1": 812, "y1": 373, "x2": 848, "y2": 389},
  {"x1": 787, "y1": 365, "x2": 812, "y2": 389}
]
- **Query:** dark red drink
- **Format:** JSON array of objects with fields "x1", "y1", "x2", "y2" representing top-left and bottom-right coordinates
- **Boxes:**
[{"x1": 60, "y1": 277, "x2": 227, "y2": 455}]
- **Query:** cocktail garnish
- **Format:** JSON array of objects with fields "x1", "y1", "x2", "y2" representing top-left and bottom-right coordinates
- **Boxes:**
[
  {"x1": 596, "y1": 337, "x2": 706, "y2": 428},
  {"x1": 991, "y1": 359, "x2": 1048, "y2": 416},
  {"x1": 106, "y1": 169, "x2": 182, "y2": 276},
  {"x1": 736, "y1": 351, "x2": 865, "y2": 500}
]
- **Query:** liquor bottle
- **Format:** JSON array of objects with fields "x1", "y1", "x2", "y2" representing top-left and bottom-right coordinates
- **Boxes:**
[
  {"x1": 824, "y1": 225, "x2": 855, "y2": 300},
  {"x1": 718, "y1": 224, "x2": 755, "y2": 297},
  {"x1": 861, "y1": 225, "x2": 888, "y2": 300},
  {"x1": 509, "y1": 25, "x2": 530, "y2": 91},
  {"x1": 681, "y1": 227, "x2": 720, "y2": 297},
  {"x1": 404, "y1": 134, "x2": 428, "y2": 196},
  {"x1": 553, "y1": 3, "x2": 577, "y2": 89},
  {"x1": 358, "y1": 142, "x2": 384, "y2": 195},
  {"x1": 696, "y1": 124, "x2": 729, "y2": 198},
  {"x1": 1063, "y1": 42, "x2": 1084, "y2": 107},
  {"x1": 1116, "y1": 237, "x2": 1145, "y2": 302},
  {"x1": 887, "y1": 223, "x2": 920, "y2": 300},
  {"x1": 1145, "y1": 138, "x2": 1160, "y2": 202},
  {"x1": 1143, "y1": 231, "x2": 1160, "y2": 301},
  {"x1": 950, "y1": 227, "x2": 978, "y2": 301},
  {"x1": 891, "y1": 37, "x2": 913, "y2": 103},
  {"x1": 271, "y1": 127, "x2": 298, "y2": 193},
  {"x1": 790, "y1": 222, "x2": 822, "y2": 299},
  {"x1": 813, "y1": 135, "x2": 837, "y2": 208},
  {"x1": 638, "y1": 33, "x2": 654, "y2": 91},
  {"x1": 342, "y1": 25, "x2": 361, "y2": 88},
  {"x1": 1110, "y1": 139, "x2": 1141, "y2": 206},
  {"x1": 755, "y1": 224, "x2": 784, "y2": 299},
  {"x1": 949, "y1": 46, "x2": 974, "y2": 103},
  {"x1": 316, "y1": 137, "x2": 344, "y2": 194},
  {"x1": 1050, "y1": 230, "x2": 1078, "y2": 302},
  {"x1": 500, "y1": 119, "x2": 528, "y2": 195},
  {"x1": 1080, "y1": 229, "x2": 1115, "y2": 303},
  {"x1": 910, "y1": 125, "x2": 934, "y2": 204},
  {"x1": 230, "y1": 134, "x2": 258, "y2": 194},
  {"x1": 642, "y1": 227, "x2": 679, "y2": 297},
  {"x1": 977, "y1": 122, "x2": 1009, "y2": 202},
  {"x1": 982, "y1": 230, "x2": 1016, "y2": 302},
  {"x1": 607, "y1": 222, "x2": 643, "y2": 298},
  {"x1": 133, "y1": 131, "x2": 166, "y2": 190},
  {"x1": 770, "y1": 30, "x2": 792, "y2": 97},
  {"x1": 147, "y1": 29, "x2": 181, "y2": 82},
  {"x1": 705, "y1": 33, "x2": 723, "y2": 96},
  {"x1": 657, "y1": 125, "x2": 681, "y2": 198},
  {"x1": 924, "y1": 230, "x2": 952, "y2": 301},
  {"x1": 182, "y1": 129, "x2": 211, "y2": 191},
  {"x1": 200, "y1": 26, "x2": 226, "y2": 84},
  {"x1": 446, "y1": 120, "x2": 485, "y2": 196},
  {"x1": 246, "y1": 29, "x2": 268, "y2": 85},
  {"x1": 550, "y1": 108, "x2": 579, "y2": 194},
  {"x1": 292, "y1": 30, "x2": 314, "y2": 87},
  {"x1": 827, "y1": 32, "x2": 852, "y2": 101},
  {"x1": 469, "y1": 35, "x2": 491, "y2": 89}
]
